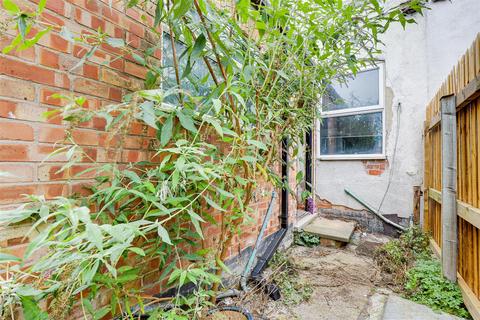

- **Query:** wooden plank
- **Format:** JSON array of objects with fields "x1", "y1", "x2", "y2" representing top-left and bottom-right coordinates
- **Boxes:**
[
  {"x1": 429, "y1": 188, "x2": 442, "y2": 204},
  {"x1": 457, "y1": 75, "x2": 480, "y2": 111},
  {"x1": 428, "y1": 112, "x2": 441, "y2": 130},
  {"x1": 459, "y1": 274, "x2": 480, "y2": 320},
  {"x1": 458, "y1": 200, "x2": 480, "y2": 230}
]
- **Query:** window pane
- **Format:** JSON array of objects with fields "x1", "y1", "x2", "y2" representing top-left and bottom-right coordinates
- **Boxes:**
[
  {"x1": 163, "y1": 34, "x2": 216, "y2": 101},
  {"x1": 320, "y1": 112, "x2": 383, "y2": 155},
  {"x1": 324, "y1": 68, "x2": 379, "y2": 112}
]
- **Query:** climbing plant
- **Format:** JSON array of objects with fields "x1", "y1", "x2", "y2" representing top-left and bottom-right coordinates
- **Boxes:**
[{"x1": 0, "y1": 0, "x2": 426, "y2": 318}]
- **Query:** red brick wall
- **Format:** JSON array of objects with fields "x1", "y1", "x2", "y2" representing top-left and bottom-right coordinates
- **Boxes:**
[{"x1": 0, "y1": 0, "x2": 298, "y2": 308}]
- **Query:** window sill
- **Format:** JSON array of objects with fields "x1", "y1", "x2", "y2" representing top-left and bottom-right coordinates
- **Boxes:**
[{"x1": 317, "y1": 154, "x2": 386, "y2": 161}]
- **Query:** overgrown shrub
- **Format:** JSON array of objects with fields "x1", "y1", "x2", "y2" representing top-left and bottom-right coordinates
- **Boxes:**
[
  {"x1": 294, "y1": 232, "x2": 320, "y2": 247},
  {"x1": 375, "y1": 226, "x2": 471, "y2": 318},
  {"x1": 405, "y1": 259, "x2": 471, "y2": 319},
  {"x1": 374, "y1": 226, "x2": 431, "y2": 284}
]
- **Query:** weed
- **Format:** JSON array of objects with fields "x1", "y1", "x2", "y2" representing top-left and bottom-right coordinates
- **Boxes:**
[
  {"x1": 294, "y1": 232, "x2": 320, "y2": 247},
  {"x1": 269, "y1": 252, "x2": 313, "y2": 305},
  {"x1": 405, "y1": 259, "x2": 471, "y2": 319},
  {"x1": 374, "y1": 226, "x2": 431, "y2": 284},
  {"x1": 375, "y1": 226, "x2": 471, "y2": 318}
]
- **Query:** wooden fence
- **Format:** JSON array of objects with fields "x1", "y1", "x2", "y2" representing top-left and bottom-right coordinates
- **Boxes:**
[{"x1": 424, "y1": 33, "x2": 480, "y2": 319}]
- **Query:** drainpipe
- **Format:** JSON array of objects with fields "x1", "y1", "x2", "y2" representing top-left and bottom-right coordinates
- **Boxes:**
[
  {"x1": 305, "y1": 129, "x2": 314, "y2": 213},
  {"x1": 250, "y1": 137, "x2": 289, "y2": 280}
]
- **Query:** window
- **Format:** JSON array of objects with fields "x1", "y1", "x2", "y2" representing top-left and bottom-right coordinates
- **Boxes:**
[
  {"x1": 318, "y1": 64, "x2": 385, "y2": 159},
  {"x1": 162, "y1": 33, "x2": 217, "y2": 101}
]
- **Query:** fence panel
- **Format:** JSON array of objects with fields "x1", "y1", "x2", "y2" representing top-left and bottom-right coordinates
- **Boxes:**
[{"x1": 424, "y1": 34, "x2": 480, "y2": 319}]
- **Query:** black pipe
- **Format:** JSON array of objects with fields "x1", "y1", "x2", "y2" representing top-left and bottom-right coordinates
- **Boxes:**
[
  {"x1": 251, "y1": 137, "x2": 289, "y2": 279},
  {"x1": 305, "y1": 129, "x2": 313, "y2": 211}
]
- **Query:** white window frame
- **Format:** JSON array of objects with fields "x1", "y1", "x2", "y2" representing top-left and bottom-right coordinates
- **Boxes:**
[{"x1": 317, "y1": 63, "x2": 386, "y2": 160}]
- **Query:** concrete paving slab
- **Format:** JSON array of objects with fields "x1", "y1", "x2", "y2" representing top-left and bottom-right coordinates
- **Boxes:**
[
  {"x1": 383, "y1": 295, "x2": 463, "y2": 320},
  {"x1": 303, "y1": 217, "x2": 355, "y2": 242}
]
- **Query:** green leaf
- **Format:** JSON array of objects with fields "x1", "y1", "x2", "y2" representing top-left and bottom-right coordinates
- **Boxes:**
[
  {"x1": 15, "y1": 286, "x2": 43, "y2": 297},
  {"x1": 94, "y1": 306, "x2": 111, "y2": 320},
  {"x1": 176, "y1": 110, "x2": 197, "y2": 133},
  {"x1": 203, "y1": 195, "x2": 225, "y2": 211},
  {"x1": 0, "y1": 252, "x2": 21, "y2": 262},
  {"x1": 37, "y1": 0, "x2": 47, "y2": 13},
  {"x1": 133, "y1": 53, "x2": 146, "y2": 65},
  {"x1": 247, "y1": 139, "x2": 267, "y2": 150},
  {"x1": 18, "y1": 15, "x2": 27, "y2": 40},
  {"x1": 139, "y1": 101, "x2": 158, "y2": 129},
  {"x1": 128, "y1": 247, "x2": 146, "y2": 256},
  {"x1": 123, "y1": 170, "x2": 141, "y2": 183},
  {"x1": 157, "y1": 224, "x2": 172, "y2": 245},
  {"x1": 86, "y1": 223, "x2": 103, "y2": 250},
  {"x1": 3, "y1": 0, "x2": 20, "y2": 14},
  {"x1": 172, "y1": 0, "x2": 193, "y2": 19},
  {"x1": 212, "y1": 98, "x2": 221, "y2": 114},
  {"x1": 21, "y1": 296, "x2": 49, "y2": 320},
  {"x1": 203, "y1": 115, "x2": 223, "y2": 137},
  {"x1": 154, "y1": 0, "x2": 164, "y2": 26},
  {"x1": 160, "y1": 116, "x2": 173, "y2": 146},
  {"x1": 188, "y1": 211, "x2": 204, "y2": 239},
  {"x1": 216, "y1": 255, "x2": 231, "y2": 274},
  {"x1": 191, "y1": 34, "x2": 206, "y2": 59}
]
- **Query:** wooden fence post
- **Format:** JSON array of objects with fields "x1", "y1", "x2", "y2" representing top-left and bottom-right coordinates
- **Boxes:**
[{"x1": 441, "y1": 94, "x2": 457, "y2": 282}]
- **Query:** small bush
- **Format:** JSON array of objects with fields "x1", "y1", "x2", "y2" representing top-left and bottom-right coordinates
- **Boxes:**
[
  {"x1": 294, "y1": 232, "x2": 320, "y2": 247},
  {"x1": 405, "y1": 259, "x2": 471, "y2": 319},
  {"x1": 374, "y1": 226, "x2": 431, "y2": 284}
]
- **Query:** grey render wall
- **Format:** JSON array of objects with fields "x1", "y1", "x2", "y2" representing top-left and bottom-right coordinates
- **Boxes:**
[{"x1": 315, "y1": 0, "x2": 480, "y2": 218}]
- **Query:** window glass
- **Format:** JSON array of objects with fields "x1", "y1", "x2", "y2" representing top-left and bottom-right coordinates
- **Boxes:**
[
  {"x1": 162, "y1": 34, "x2": 215, "y2": 101},
  {"x1": 324, "y1": 68, "x2": 379, "y2": 112},
  {"x1": 320, "y1": 112, "x2": 383, "y2": 155}
]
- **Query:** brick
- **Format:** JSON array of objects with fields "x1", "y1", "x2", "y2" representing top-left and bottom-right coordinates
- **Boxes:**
[
  {"x1": 42, "y1": 183, "x2": 68, "y2": 199},
  {"x1": 0, "y1": 164, "x2": 34, "y2": 182},
  {"x1": 83, "y1": 63, "x2": 99, "y2": 80},
  {"x1": 0, "y1": 100, "x2": 45, "y2": 122},
  {"x1": 38, "y1": 164, "x2": 68, "y2": 181},
  {"x1": 32, "y1": 0, "x2": 68, "y2": 17},
  {"x1": 0, "y1": 57, "x2": 68, "y2": 89},
  {"x1": 39, "y1": 49, "x2": 60, "y2": 69},
  {"x1": 39, "y1": 33, "x2": 70, "y2": 53},
  {"x1": 0, "y1": 121, "x2": 34, "y2": 141},
  {"x1": 0, "y1": 144, "x2": 30, "y2": 161},
  {"x1": 102, "y1": 5, "x2": 120, "y2": 23},
  {"x1": 0, "y1": 77, "x2": 35, "y2": 101},
  {"x1": 0, "y1": 37, "x2": 35, "y2": 62},
  {"x1": 71, "y1": 182, "x2": 93, "y2": 196},
  {"x1": 40, "y1": 89, "x2": 68, "y2": 107},
  {"x1": 91, "y1": 15, "x2": 106, "y2": 30},
  {"x1": 126, "y1": 32, "x2": 141, "y2": 48},
  {"x1": 125, "y1": 61, "x2": 147, "y2": 79},
  {"x1": 0, "y1": 185, "x2": 37, "y2": 204},
  {"x1": 368, "y1": 169, "x2": 382, "y2": 176},
  {"x1": 72, "y1": 129, "x2": 99, "y2": 146},
  {"x1": 73, "y1": 78, "x2": 110, "y2": 99},
  {"x1": 33, "y1": 144, "x2": 68, "y2": 162},
  {"x1": 38, "y1": 126, "x2": 66, "y2": 143},
  {"x1": 0, "y1": 100, "x2": 16, "y2": 118},
  {"x1": 100, "y1": 68, "x2": 131, "y2": 88},
  {"x1": 109, "y1": 87, "x2": 122, "y2": 101},
  {"x1": 40, "y1": 11, "x2": 65, "y2": 27}
]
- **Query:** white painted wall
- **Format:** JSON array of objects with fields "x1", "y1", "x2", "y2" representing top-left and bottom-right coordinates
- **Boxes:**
[{"x1": 315, "y1": 0, "x2": 480, "y2": 218}]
